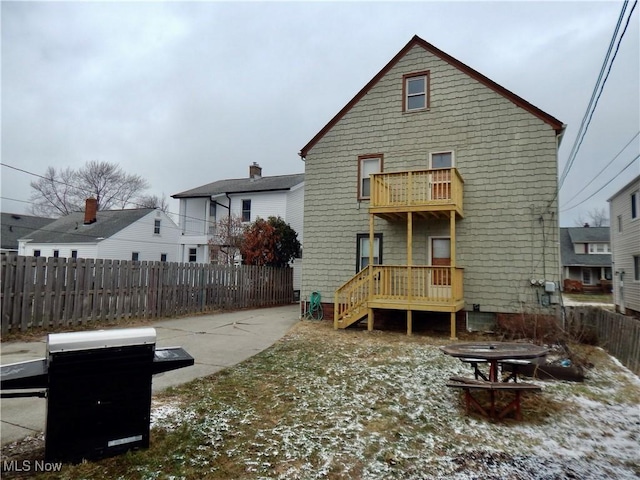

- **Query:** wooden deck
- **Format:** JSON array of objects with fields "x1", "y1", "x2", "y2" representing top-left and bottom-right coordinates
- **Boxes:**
[
  {"x1": 370, "y1": 168, "x2": 463, "y2": 219},
  {"x1": 334, "y1": 265, "x2": 464, "y2": 330}
]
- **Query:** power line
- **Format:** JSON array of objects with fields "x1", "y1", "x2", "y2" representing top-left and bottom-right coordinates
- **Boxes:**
[
  {"x1": 560, "y1": 130, "x2": 640, "y2": 208},
  {"x1": 560, "y1": 153, "x2": 640, "y2": 212},
  {"x1": 557, "y1": 0, "x2": 635, "y2": 192}
]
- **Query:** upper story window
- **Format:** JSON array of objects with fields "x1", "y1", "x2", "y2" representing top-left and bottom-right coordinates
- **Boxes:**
[
  {"x1": 588, "y1": 243, "x2": 610, "y2": 254},
  {"x1": 242, "y1": 200, "x2": 251, "y2": 222},
  {"x1": 430, "y1": 151, "x2": 454, "y2": 169},
  {"x1": 154, "y1": 219, "x2": 161, "y2": 235},
  {"x1": 403, "y1": 71, "x2": 430, "y2": 112},
  {"x1": 209, "y1": 201, "x2": 217, "y2": 220},
  {"x1": 632, "y1": 192, "x2": 638, "y2": 219},
  {"x1": 358, "y1": 154, "x2": 383, "y2": 200}
]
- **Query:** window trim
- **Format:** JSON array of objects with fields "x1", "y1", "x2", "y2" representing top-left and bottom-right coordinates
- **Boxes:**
[
  {"x1": 632, "y1": 191, "x2": 638, "y2": 220},
  {"x1": 357, "y1": 154, "x2": 383, "y2": 200},
  {"x1": 356, "y1": 233, "x2": 383, "y2": 273},
  {"x1": 429, "y1": 150, "x2": 455, "y2": 169},
  {"x1": 154, "y1": 219, "x2": 161, "y2": 235},
  {"x1": 188, "y1": 248, "x2": 197, "y2": 263},
  {"x1": 402, "y1": 71, "x2": 430, "y2": 112},
  {"x1": 588, "y1": 243, "x2": 610, "y2": 254},
  {"x1": 241, "y1": 199, "x2": 251, "y2": 223}
]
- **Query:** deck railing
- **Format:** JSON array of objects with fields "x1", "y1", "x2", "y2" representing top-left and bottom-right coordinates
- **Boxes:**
[
  {"x1": 334, "y1": 265, "x2": 464, "y2": 328},
  {"x1": 370, "y1": 168, "x2": 463, "y2": 212}
]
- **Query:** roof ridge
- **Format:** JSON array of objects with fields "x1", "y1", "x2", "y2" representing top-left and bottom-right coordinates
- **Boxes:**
[{"x1": 300, "y1": 34, "x2": 565, "y2": 158}]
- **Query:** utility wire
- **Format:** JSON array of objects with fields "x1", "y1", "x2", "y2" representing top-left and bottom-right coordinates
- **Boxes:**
[
  {"x1": 557, "y1": 0, "x2": 634, "y2": 192},
  {"x1": 1, "y1": 162, "x2": 220, "y2": 230},
  {"x1": 560, "y1": 153, "x2": 640, "y2": 212},
  {"x1": 560, "y1": 130, "x2": 640, "y2": 207}
]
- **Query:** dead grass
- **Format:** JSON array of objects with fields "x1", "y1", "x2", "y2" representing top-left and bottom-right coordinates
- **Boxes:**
[{"x1": 2, "y1": 320, "x2": 639, "y2": 479}]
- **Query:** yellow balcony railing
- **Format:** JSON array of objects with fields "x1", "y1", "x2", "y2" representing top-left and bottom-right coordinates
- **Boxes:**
[
  {"x1": 370, "y1": 168, "x2": 463, "y2": 214},
  {"x1": 334, "y1": 265, "x2": 464, "y2": 328}
]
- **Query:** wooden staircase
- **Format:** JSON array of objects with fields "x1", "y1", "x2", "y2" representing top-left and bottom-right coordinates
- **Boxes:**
[{"x1": 334, "y1": 265, "x2": 371, "y2": 329}]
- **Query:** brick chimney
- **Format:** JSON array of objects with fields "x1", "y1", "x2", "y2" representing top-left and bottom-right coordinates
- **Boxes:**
[
  {"x1": 84, "y1": 198, "x2": 97, "y2": 225},
  {"x1": 249, "y1": 162, "x2": 262, "y2": 179}
]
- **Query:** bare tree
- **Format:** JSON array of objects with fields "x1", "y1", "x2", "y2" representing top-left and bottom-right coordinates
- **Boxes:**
[
  {"x1": 208, "y1": 215, "x2": 245, "y2": 265},
  {"x1": 29, "y1": 166, "x2": 81, "y2": 216},
  {"x1": 137, "y1": 193, "x2": 170, "y2": 212},
  {"x1": 574, "y1": 207, "x2": 609, "y2": 227},
  {"x1": 29, "y1": 160, "x2": 149, "y2": 217}
]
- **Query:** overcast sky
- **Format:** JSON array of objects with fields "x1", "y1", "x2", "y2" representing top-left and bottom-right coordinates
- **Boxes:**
[{"x1": 2, "y1": 1, "x2": 638, "y2": 227}]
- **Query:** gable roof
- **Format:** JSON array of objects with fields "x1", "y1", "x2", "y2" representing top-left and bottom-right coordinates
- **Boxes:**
[
  {"x1": 300, "y1": 35, "x2": 565, "y2": 158},
  {"x1": 20, "y1": 208, "x2": 156, "y2": 244},
  {"x1": 560, "y1": 227, "x2": 611, "y2": 268},
  {"x1": 566, "y1": 226, "x2": 610, "y2": 244},
  {"x1": 172, "y1": 173, "x2": 304, "y2": 199},
  {"x1": 1, "y1": 213, "x2": 55, "y2": 250}
]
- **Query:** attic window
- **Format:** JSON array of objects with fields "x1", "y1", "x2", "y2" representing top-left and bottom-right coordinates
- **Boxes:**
[{"x1": 403, "y1": 71, "x2": 430, "y2": 111}]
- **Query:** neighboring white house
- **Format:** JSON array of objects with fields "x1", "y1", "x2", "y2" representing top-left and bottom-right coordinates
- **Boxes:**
[
  {"x1": 18, "y1": 198, "x2": 179, "y2": 262},
  {"x1": 171, "y1": 163, "x2": 304, "y2": 290},
  {"x1": 608, "y1": 174, "x2": 640, "y2": 316}
]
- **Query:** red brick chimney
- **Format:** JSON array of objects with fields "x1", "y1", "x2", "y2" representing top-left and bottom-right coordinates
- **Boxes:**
[
  {"x1": 84, "y1": 198, "x2": 97, "y2": 225},
  {"x1": 249, "y1": 162, "x2": 262, "y2": 179}
]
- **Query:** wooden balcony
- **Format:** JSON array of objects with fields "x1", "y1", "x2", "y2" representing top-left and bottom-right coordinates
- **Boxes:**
[
  {"x1": 334, "y1": 265, "x2": 464, "y2": 329},
  {"x1": 370, "y1": 168, "x2": 463, "y2": 220}
]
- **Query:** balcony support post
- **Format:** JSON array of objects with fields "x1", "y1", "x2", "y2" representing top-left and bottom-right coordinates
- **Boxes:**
[
  {"x1": 368, "y1": 214, "x2": 375, "y2": 331},
  {"x1": 407, "y1": 310, "x2": 413, "y2": 336},
  {"x1": 450, "y1": 311, "x2": 457, "y2": 340}
]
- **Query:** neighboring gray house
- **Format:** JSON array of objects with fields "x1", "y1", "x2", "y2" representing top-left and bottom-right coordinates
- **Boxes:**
[
  {"x1": 299, "y1": 35, "x2": 565, "y2": 338},
  {"x1": 560, "y1": 226, "x2": 612, "y2": 292},
  {"x1": 18, "y1": 199, "x2": 179, "y2": 262},
  {"x1": 1, "y1": 212, "x2": 54, "y2": 253},
  {"x1": 172, "y1": 163, "x2": 304, "y2": 290},
  {"x1": 609, "y1": 175, "x2": 640, "y2": 316}
]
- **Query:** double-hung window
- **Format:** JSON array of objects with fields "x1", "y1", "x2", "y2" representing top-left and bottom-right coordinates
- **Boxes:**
[
  {"x1": 358, "y1": 155, "x2": 382, "y2": 200},
  {"x1": 154, "y1": 219, "x2": 161, "y2": 235},
  {"x1": 242, "y1": 200, "x2": 251, "y2": 222},
  {"x1": 403, "y1": 71, "x2": 430, "y2": 111},
  {"x1": 632, "y1": 192, "x2": 638, "y2": 219},
  {"x1": 189, "y1": 248, "x2": 197, "y2": 262},
  {"x1": 356, "y1": 233, "x2": 382, "y2": 272}
]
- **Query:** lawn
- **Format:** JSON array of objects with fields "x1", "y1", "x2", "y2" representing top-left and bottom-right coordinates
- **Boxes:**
[{"x1": 3, "y1": 321, "x2": 639, "y2": 479}]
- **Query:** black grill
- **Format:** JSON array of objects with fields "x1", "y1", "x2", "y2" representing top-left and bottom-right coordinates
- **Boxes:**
[{"x1": 1, "y1": 328, "x2": 194, "y2": 463}]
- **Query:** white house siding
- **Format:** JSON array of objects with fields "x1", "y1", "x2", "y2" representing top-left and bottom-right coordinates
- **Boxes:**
[
  {"x1": 286, "y1": 183, "x2": 305, "y2": 244},
  {"x1": 302, "y1": 43, "x2": 560, "y2": 315},
  {"x1": 180, "y1": 197, "x2": 209, "y2": 235},
  {"x1": 609, "y1": 176, "x2": 640, "y2": 315},
  {"x1": 97, "y1": 210, "x2": 179, "y2": 262},
  {"x1": 19, "y1": 243, "x2": 97, "y2": 259},
  {"x1": 229, "y1": 191, "x2": 287, "y2": 223}
]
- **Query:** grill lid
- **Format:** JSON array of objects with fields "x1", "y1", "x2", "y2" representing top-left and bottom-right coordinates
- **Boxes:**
[{"x1": 47, "y1": 328, "x2": 157, "y2": 354}]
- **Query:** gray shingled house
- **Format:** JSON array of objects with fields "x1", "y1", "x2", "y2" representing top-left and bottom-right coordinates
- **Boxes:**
[
  {"x1": 560, "y1": 226, "x2": 612, "y2": 292},
  {"x1": 299, "y1": 35, "x2": 565, "y2": 338}
]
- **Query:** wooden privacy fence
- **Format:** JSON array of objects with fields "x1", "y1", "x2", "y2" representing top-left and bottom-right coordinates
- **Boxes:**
[
  {"x1": 1, "y1": 254, "x2": 293, "y2": 334},
  {"x1": 565, "y1": 306, "x2": 640, "y2": 375}
]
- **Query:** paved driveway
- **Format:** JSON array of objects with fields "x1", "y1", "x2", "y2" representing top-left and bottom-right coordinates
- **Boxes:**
[{"x1": 0, "y1": 305, "x2": 300, "y2": 446}]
